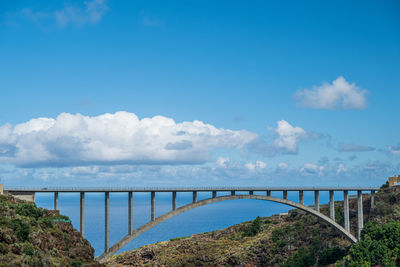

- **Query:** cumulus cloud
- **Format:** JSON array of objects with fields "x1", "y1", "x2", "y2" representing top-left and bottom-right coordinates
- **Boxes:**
[
  {"x1": 293, "y1": 76, "x2": 368, "y2": 110},
  {"x1": 245, "y1": 161, "x2": 267, "y2": 172},
  {"x1": 300, "y1": 163, "x2": 324, "y2": 176},
  {"x1": 338, "y1": 143, "x2": 375, "y2": 152},
  {"x1": 21, "y1": 0, "x2": 108, "y2": 28},
  {"x1": 0, "y1": 111, "x2": 257, "y2": 167},
  {"x1": 248, "y1": 120, "x2": 320, "y2": 156}
]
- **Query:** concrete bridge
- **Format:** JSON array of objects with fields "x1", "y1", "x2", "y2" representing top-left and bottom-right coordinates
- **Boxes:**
[{"x1": 4, "y1": 186, "x2": 379, "y2": 263}]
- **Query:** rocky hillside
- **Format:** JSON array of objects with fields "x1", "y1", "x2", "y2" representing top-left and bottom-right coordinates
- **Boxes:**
[
  {"x1": 0, "y1": 194, "x2": 102, "y2": 266},
  {"x1": 105, "y1": 185, "x2": 400, "y2": 266}
]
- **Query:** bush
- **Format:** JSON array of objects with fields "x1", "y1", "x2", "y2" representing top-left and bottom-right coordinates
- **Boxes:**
[
  {"x1": 10, "y1": 219, "x2": 30, "y2": 242},
  {"x1": 71, "y1": 260, "x2": 83, "y2": 267},
  {"x1": 15, "y1": 203, "x2": 43, "y2": 219},
  {"x1": 346, "y1": 221, "x2": 400, "y2": 266},
  {"x1": 318, "y1": 247, "x2": 346, "y2": 266},
  {"x1": 22, "y1": 243, "x2": 34, "y2": 256},
  {"x1": 283, "y1": 247, "x2": 315, "y2": 267},
  {"x1": 243, "y1": 216, "x2": 261, "y2": 237},
  {"x1": 0, "y1": 243, "x2": 8, "y2": 254}
]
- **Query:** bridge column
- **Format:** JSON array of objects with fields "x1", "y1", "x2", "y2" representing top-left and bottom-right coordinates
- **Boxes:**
[
  {"x1": 249, "y1": 190, "x2": 253, "y2": 195},
  {"x1": 370, "y1": 190, "x2": 375, "y2": 208},
  {"x1": 212, "y1": 191, "x2": 217, "y2": 198},
  {"x1": 358, "y1": 190, "x2": 364, "y2": 240},
  {"x1": 172, "y1": 191, "x2": 176, "y2": 211},
  {"x1": 128, "y1": 192, "x2": 133, "y2": 235},
  {"x1": 299, "y1": 190, "x2": 304, "y2": 205},
  {"x1": 344, "y1": 190, "x2": 350, "y2": 232},
  {"x1": 283, "y1": 190, "x2": 288, "y2": 200},
  {"x1": 329, "y1": 190, "x2": 335, "y2": 220},
  {"x1": 54, "y1": 192, "x2": 58, "y2": 210},
  {"x1": 266, "y1": 190, "x2": 271, "y2": 197},
  {"x1": 80, "y1": 192, "x2": 85, "y2": 236},
  {"x1": 231, "y1": 190, "x2": 235, "y2": 196},
  {"x1": 314, "y1": 190, "x2": 320, "y2": 212},
  {"x1": 105, "y1": 192, "x2": 109, "y2": 253},
  {"x1": 193, "y1": 191, "x2": 197, "y2": 203},
  {"x1": 151, "y1": 192, "x2": 155, "y2": 221}
]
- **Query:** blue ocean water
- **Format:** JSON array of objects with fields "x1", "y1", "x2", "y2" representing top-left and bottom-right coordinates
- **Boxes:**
[{"x1": 35, "y1": 190, "x2": 351, "y2": 257}]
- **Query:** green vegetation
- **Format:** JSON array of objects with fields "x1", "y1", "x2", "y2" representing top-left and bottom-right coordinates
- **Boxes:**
[
  {"x1": 243, "y1": 216, "x2": 261, "y2": 237},
  {"x1": 346, "y1": 221, "x2": 400, "y2": 266},
  {"x1": 0, "y1": 194, "x2": 98, "y2": 266}
]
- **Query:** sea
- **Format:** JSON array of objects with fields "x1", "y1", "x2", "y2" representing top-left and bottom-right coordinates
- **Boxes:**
[{"x1": 34, "y1": 190, "x2": 351, "y2": 257}]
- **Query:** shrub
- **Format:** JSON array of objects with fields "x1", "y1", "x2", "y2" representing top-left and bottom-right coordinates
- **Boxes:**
[
  {"x1": 15, "y1": 203, "x2": 43, "y2": 219},
  {"x1": 243, "y1": 216, "x2": 261, "y2": 237},
  {"x1": 71, "y1": 260, "x2": 83, "y2": 267},
  {"x1": 283, "y1": 247, "x2": 315, "y2": 267},
  {"x1": 10, "y1": 219, "x2": 30, "y2": 242},
  {"x1": 318, "y1": 247, "x2": 346, "y2": 266},
  {"x1": 0, "y1": 243, "x2": 8, "y2": 254},
  {"x1": 22, "y1": 243, "x2": 34, "y2": 256}
]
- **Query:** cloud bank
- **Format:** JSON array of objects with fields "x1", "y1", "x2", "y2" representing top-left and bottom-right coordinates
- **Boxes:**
[
  {"x1": 293, "y1": 76, "x2": 368, "y2": 110},
  {"x1": 0, "y1": 111, "x2": 257, "y2": 167}
]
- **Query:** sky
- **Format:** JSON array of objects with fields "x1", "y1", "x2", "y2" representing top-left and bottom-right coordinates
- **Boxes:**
[{"x1": 0, "y1": 0, "x2": 399, "y2": 187}]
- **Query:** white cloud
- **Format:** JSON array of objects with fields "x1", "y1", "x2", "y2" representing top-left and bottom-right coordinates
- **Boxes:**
[
  {"x1": 336, "y1": 163, "x2": 347, "y2": 174},
  {"x1": 388, "y1": 145, "x2": 400, "y2": 156},
  {"x1": 272, "y1": 120, "x2": 307, "y2": 154},
  {"x1": 21, "y1": 0, "x2": 108, "y2": 28},
  {"x1": 216, "y1": 157, "x2": 230, "y2": 168},
  {"x1": 301, "y1": 163, "x2": 324, "y2": 176},
  {"x1": 294, "y1": 76, "x2": 368, "y2": 110},
  {"x1": 245, "y1": 161, "x2": 267, "y2": 172},
  {"x1": 0, "y1": 111, "x2": 257, "y2": 167},
  {"x1": 278, "y1": 162, "x2": 288, "y2": 170}
]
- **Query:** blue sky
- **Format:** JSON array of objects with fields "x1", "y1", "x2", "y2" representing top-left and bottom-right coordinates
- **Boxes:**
[{"x1": 0, "y1": 0, "x2": 399, "y2": 187}]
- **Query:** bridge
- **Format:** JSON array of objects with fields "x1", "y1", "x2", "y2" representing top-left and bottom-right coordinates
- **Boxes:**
[{"x1": 3, "y1": 186, "x2": 379, "y2": 263}]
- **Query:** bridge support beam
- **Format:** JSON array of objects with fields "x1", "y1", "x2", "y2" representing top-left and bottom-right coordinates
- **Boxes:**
[
  {"x1": 299, "y1": 190, "x2": 304, "y2": 205},
  {"x1": 128, "y1": 192, "x2": 133, "y2": 235},
  {"x1": 80, "y1": 192, "x2": 85, "y2": 236},
  {"x1": 172, "y1": 192, "x2": 176, "y2": 211},
  {"x1": 283, "y1": 190, "x2": 288, "y2": 200},
  {"x1": 249, "y1": 190, "x2": 253, "y2": 195},
  {"x1": 231, "y1": 190, "x2": 235, "y2": 196},
  {"x1": 151, "y1": 192, "x2": 155, "y2": 221},
  {"x1": 54, "y1": 192, "x2": 58, "y2": 210},
  {"x1": 266, "y1": 190, "x2": 271, "y2": 197},
  {"x1": 212, "y1": 191, "x2": 217, "y2": 198},
  {"x1": 105, "y1": 192, "x2": 109, "y2": 253},
  {"x1": 371, "y1": 190, "x2": 375, "y2": 208},
  {"x1": 329, "y1": 190, "x2": 335, "y2": 220},
  {"x1": 358, "y1": 190, "x2": 364, "y2": 240},
  {"x1": 344, "y1": 190, "x2": 350, "y2": 232},
  {"x1": 193, "y1": 191, "x2": 197, "y2": 203},
  {"x1": 314, "y1": 190, "x2": 320, "y2": 212}
]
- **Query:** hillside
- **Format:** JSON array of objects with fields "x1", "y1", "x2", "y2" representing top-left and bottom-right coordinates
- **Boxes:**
[
  {"x1": 105, "y1": 185, "x2": 400, "y2": 266},
  {"x1": 0, "y1": 194, "x2": 102, "y2": 266}
]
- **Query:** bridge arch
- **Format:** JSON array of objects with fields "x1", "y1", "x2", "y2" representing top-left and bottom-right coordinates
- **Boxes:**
[{"x1": 97, "y1": 194, "x2": 357, "y2": 262}]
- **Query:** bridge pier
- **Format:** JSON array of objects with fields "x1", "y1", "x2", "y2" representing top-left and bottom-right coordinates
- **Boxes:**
[
  {"x1": 344, "y1": 190, "x2": 350, "y2": 232},
  {"x1": 299, "y1": 190, "x2": 304, "y2": 205},
  {"x1": 54, "y1": 192, "x2": 58, "y2": 210},
  {"x1": 128, "y1": 192, "x2": 133, "y2": 235},
  {"x1": 266, "y1": 190, "x2": 271, "y2": 197},
  {"x1": 193, "y1": 191, "x2": 197, "y2": 203},
  {"x1": 231, "y1": 190, "x2": 235, "y2": 196},
  {"x1": 358, "y1": 190, "x2": 363, "y2": 240},
  {"x1": 314, "y1": 190, "x2": 320, "y2": 212},
  {"x1": 249, "y1": 190, "x2": 253, "y2": 195},
  {"x1": 283, "y1": 190, "x2": 288, "y2": 200},
  {"x1": 371, "y1": 190, "x2": 375, "y2": 208},
  {"x1": 80, "y1": 192, "x2": 85, "y2": 236},
  {"x1": 105, "y1": 192, "x2": 109, "y2": 253},
  {"x1": 329, "y1": 190, "x2": 335, "y2": 220},
  {"x1": 172, "y1": 191, "x2": 177, "y2": 210},
  {"x1": 151, "y1": 192, "x2": 155, "y2": 221},
  {"x1": 212, "y1": 191, "x2": 217, "y2": 198}
]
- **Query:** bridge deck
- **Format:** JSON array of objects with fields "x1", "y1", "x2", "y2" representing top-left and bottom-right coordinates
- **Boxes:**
[{"x1": 4, "y1": 186, "x2": 380, "y2": 192}]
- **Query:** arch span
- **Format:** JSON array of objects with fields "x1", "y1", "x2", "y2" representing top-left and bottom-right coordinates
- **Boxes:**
[{"x1": 97, "y1": 195, "x2": 357, "y2": 262}]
